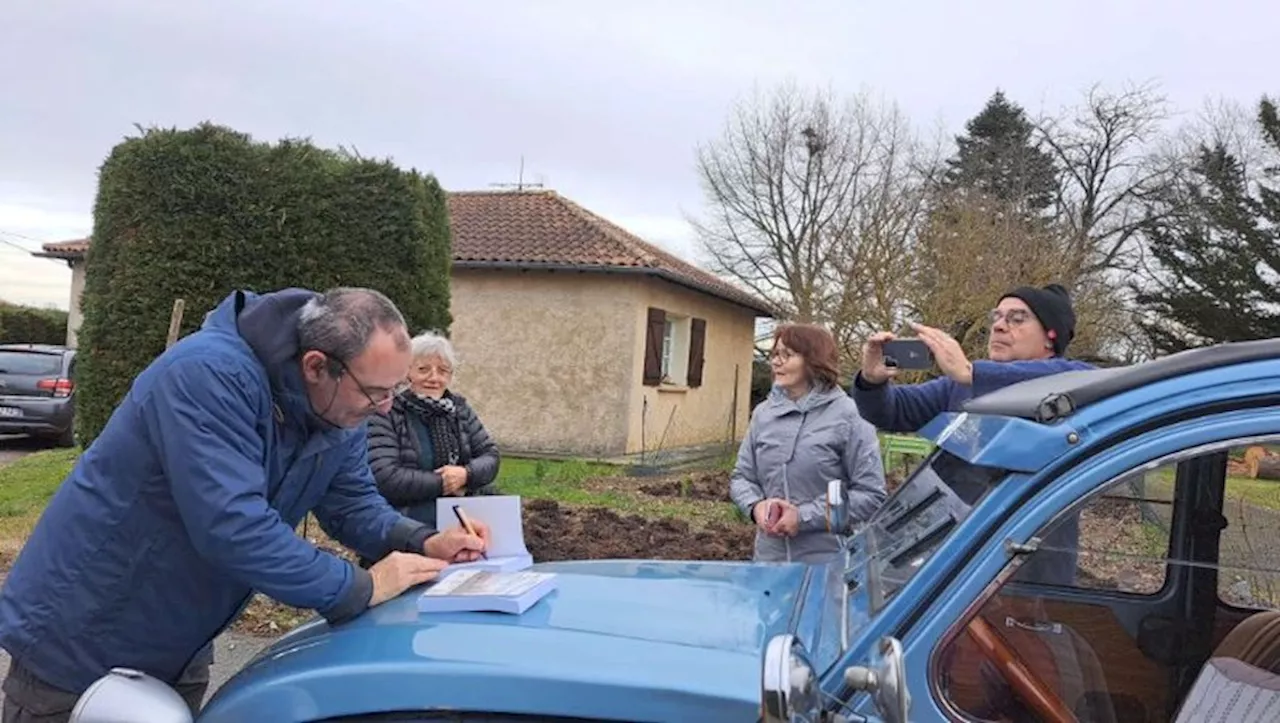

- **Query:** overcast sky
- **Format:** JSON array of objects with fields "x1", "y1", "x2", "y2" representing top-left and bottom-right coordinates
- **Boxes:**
[{"x1": 1, "y1": 0, "x2": 1274, "y2": 310}]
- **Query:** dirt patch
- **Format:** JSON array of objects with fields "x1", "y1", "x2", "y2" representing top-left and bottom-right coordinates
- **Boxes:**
[
  {"x1": 1074, "y1": 497, "x2": 1169, "y2": 594},
  {"x1": 524, "y1": 498, "x2": 754, "y2": 562},
  {"x1": 638, "y1": 469, "x2": 731, "y2": 502}
]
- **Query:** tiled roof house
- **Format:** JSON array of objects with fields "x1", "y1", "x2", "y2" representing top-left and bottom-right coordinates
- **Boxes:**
[{"x1": 36, "y1": 189, "x2": 774, "y2": 457}]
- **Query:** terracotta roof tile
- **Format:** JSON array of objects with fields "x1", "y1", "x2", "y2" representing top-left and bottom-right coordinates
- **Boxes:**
[
  {"x1": 43, "y1": 238, "x2": 89, "y2": 253},
  {"x1": 448, "y1": 190, "x2": 775, "y2": 315},
  {"x1": 33, "y1": 238, "x2": 90, "y2": 260}
]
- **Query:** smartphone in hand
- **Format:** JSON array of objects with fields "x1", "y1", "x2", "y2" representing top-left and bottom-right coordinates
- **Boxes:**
[{"x1": 881, "y1": 338, "x2": 933, "y2": 370}]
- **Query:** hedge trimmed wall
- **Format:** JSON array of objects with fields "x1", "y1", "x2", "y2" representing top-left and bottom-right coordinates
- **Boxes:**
[
  {"x1": 0, "y1": 303, "x2": 69, "y2": 345},
  {"x1": 75, "y1": 122, "x2": 452, "y2": 446}
]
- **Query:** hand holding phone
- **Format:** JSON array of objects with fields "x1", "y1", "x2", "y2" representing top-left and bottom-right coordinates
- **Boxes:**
[{"x1": 881, "y1": 338, "x2": 933, "y2": 371}]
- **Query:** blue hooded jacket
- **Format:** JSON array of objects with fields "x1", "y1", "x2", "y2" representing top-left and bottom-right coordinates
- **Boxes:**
[{"x1": 0, "y1": 288, "x2": 434, "y2": 695}]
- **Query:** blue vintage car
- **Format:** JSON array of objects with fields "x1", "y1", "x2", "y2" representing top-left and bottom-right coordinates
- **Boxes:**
[{"x1": 72, "y1": 339, "x2": 1280, "y2": 722}]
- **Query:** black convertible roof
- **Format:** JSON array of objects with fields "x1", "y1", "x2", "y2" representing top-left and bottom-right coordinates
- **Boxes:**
[{"x1": 961, "y1": 337, "x2": 1280, "y2": 423}]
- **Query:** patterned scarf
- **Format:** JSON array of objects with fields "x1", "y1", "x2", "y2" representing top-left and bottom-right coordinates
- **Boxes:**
[{"x1": 399, "y1": 390, "x2": 463, "y2": 469}]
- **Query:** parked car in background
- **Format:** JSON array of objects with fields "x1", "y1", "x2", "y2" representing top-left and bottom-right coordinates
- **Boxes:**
[
  {"x1": 69, "y1": 339, "x2": 1280, "y2": 722},
  {"x1": 0, "y1": 343, "x2": 77, "y2": 446}
]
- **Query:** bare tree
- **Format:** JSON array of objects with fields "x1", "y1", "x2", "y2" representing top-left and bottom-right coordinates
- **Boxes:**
[
  {"x1": 1036, "y1": 80, "x2": 1175, "y2": 278},
  {"x1": 689, "y1": 81, "x2": 930, "y2": 334},
  {"x1": 907, "y1": 189, "x2": 1130, "y2": 363},
  {"x1": 827, "y1": 119, "x2": 945, "y2": 362}
]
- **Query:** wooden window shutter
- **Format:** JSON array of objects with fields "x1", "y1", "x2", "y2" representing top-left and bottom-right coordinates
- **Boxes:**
[
  {"x1": 643, "y1": 307, "x2": 665, "y2": 386},
  {"x1": 687, "y1": 318, "x2": 706, "y2": 387}
]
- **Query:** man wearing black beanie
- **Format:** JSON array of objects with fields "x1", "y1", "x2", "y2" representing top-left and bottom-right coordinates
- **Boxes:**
[
  {"x1": 999, "y1": 283, "x2": 1076, "y2": 357},
  {"x1": 850, "y1": 282, "x2": 1096, "y2": 587}
]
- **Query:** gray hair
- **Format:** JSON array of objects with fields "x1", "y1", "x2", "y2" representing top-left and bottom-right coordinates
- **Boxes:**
[
  {"x1": 297, "y1": 287, "x2": 409, "y2": 366},
  {"x1": 409, "y1": 330, "x2": 458, "y2": 370}
]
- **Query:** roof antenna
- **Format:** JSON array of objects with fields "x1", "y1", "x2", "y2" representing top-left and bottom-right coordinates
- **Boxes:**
[{"x1": 489, "y1": 156, "x2": 545, "y2": 192}]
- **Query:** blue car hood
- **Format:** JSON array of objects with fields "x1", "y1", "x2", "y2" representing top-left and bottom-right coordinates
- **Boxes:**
[{"x1": 200, "y1": 560, "x2": 811, "y2": 723}]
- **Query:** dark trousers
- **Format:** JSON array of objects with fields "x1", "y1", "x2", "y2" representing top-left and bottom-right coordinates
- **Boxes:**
[{"x1": 1, "y1": 658, "x2": 209, "y2": 723}]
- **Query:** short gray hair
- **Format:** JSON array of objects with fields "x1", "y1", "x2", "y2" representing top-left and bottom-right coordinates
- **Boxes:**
[
  {"x1": 409, "y1": 330, "x2": 458, "y2": 370},
  {"x1": 297, "y1": 287, "x2": 409, "y2": 365}
]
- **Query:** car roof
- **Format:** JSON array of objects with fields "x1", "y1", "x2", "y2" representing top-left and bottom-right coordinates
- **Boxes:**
[
  {"x1": 962, "y1": 338, "x2": 1280, "y2": 423},
  {"x1": 0, "y1": 343, "x2": 72, "y2": 354}
]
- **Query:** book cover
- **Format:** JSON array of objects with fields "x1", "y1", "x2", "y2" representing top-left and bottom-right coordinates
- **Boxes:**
[{"x1": 417, "y1": 569, "x2": 558, "y2": 615}]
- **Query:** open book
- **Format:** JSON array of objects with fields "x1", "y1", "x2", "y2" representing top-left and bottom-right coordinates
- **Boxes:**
[
  {"x1": 418, "y1": 569, "x2": 557, "y2": 615},
  {"x1": 435, "y1": 495, "x2": 534, "y2": 575}
]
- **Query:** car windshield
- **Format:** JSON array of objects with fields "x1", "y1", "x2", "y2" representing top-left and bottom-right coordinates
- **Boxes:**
[
  {"x1": 847, "y1": 449, "x2": 1012, "y2": 614},
  {"x1": 0, "y1": 351, "x2": 62, "y2": 376}
]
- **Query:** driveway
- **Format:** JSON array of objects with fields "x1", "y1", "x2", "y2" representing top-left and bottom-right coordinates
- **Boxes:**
[{"x1": 0, "y1": 435, "x2": 49, "y2": 468}]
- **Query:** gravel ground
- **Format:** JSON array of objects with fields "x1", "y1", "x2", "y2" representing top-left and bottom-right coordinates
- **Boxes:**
[{"x1": 0, "y1": 435, "x2": 46, "y2": 468}]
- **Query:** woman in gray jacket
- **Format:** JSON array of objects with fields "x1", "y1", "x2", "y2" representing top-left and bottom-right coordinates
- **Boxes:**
[{"x1": 730, "y1": 323, "x2": 887, "y2": 563}]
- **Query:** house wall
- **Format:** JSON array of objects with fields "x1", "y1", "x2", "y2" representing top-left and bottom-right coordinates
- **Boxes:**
[
  {"x1": 624, "y1": 278, "x2": 758, "y2": 455},
  {"x1": 448, "y1": 268, "x2": 641, "y2": 457},
  {"x1": 66, "y1": 260, "x2": 85, "y2": 348}
]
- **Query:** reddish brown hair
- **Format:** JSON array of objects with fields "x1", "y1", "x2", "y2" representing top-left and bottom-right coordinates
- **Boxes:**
[{"x1": 772, "y1": 323, "x2": 840, "y2": 388}]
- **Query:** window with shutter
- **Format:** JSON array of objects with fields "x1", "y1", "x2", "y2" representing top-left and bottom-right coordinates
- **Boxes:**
[
  {"x1": 643, "y1": 307, "x2": 665, "y2": 386},
  {"x1": 687, "y1": 318, "x2": 706, "y2": 387}
]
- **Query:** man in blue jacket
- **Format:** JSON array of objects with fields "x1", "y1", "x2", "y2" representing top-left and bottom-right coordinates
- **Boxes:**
[
  {"x1": 851, "y1": 283, "x2": 1095, "y2": 586},
  {"x1": 0, "y1": 286, "x2": 488, "y2": 722}
]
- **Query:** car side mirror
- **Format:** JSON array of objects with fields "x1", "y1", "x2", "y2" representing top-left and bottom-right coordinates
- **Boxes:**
[
  {"x1": 760, "y1": 634, "x2": 820, "y2": 722},
  {"x1": 70, "y1": 668, "x2": 194, "y2": 723},
  {"x1": 826, "y1": 479, "x2": 847, "y2": 534},
  {"x1": 843, "y1": 636, "x2": 910, "y2": 723}
]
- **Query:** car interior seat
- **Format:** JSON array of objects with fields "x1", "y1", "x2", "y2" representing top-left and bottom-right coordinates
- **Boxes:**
[{"x1": 1173, "y1": 610, "x2": 1280, "y2": 722}]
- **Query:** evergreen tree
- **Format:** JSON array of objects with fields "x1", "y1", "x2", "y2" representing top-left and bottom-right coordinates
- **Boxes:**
[
  {"x1": 1134, "y1": 97, "x2": 1280, "y2": 353},
  {"x1": 941, "y1": 90, "x2": 1061, "y2": 216}
]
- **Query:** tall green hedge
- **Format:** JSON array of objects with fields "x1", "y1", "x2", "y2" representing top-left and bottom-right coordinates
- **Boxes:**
[
  {"x1": 0, "y1": 303, "x2": 69, "y2": 345},
  {"x1": 75, "y1": 122, "x2": 452, "y2": 446}
]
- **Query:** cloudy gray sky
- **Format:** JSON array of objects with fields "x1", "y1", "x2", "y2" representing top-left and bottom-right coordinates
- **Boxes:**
[{"x1": 1, "y1": 0, "x2": 1273, "y2": 310}]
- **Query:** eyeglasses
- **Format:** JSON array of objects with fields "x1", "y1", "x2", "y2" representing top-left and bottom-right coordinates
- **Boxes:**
[
  {"x1": 323, "y1": 354, "x2": 397, "y2": 409},
  {"x1": 988, "y1": 308, "x2": 1033, "y2": 327}
]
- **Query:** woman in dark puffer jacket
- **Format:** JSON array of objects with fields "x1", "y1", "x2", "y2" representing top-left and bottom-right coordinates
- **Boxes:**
[{"x1": 364, "y1": 331, "x2": 500, "y2": 566}]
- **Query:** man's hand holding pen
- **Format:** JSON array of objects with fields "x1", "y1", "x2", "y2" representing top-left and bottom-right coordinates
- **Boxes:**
[{"x1": 425, "y1": 516, "x2": 490, "y2": 562}]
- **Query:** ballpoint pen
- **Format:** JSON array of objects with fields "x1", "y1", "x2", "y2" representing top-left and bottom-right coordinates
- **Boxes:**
[{"x1": 452, "y1": 504, "x2": 488, "y2": 560}]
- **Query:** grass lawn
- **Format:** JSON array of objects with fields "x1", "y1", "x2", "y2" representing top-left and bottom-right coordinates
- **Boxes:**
[
  {"x1": 0, "y1": 446, "x2": 80, "y2": 559},
  {"x1": 1138, "y1": 468, "x2": 1280, "y2": 511}
]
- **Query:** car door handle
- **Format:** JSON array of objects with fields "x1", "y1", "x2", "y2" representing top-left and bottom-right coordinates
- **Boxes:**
[{"x1": 1005, "y1": 616, "x2": 1063, "y2": 635}]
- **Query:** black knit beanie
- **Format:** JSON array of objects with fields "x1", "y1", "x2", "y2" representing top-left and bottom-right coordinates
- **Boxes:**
[{"x1": 999, "y1": 283, "x2": 1076, "y2": 356}]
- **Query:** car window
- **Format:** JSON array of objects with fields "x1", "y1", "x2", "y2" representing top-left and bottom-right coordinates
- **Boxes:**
[
  {"x1": 1216, "y1": 445, "x2": 1280, "y2": 612},
  {"x1": 0, "y1": 351, "x2": 62, "y2": 376},
  {"x1": 1051, "y1": 467, "x2": 1175, "y2": 596},
  {"x1": 929, "y1": 439, "x2": 1280, "y2": 723},
  {"x1": 855, "y1": 450, "x2": 1011, "y2": 612}
]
